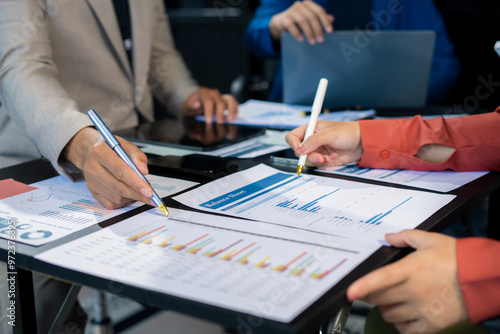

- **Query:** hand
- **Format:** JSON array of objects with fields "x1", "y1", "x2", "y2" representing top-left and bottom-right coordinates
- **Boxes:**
[
  {"x1": 61, "y1": 127, "x2": 155, "y2": 209},
  {"x1": 182, "y1": 87, "x2": 238, "y2": 124},
  {"x1": 269, "y1": 0, "x2": 334, "y2": 44},
  {"x1": 285, "y1": 121, "x2": 363, "y2": 167},
  {"x1": 347, "y1": 230, "x2": 468, "y2": 334}
]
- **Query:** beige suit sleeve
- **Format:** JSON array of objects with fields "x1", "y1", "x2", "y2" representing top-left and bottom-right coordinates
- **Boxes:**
[
  {"x1": 148, "y1": 0, "x2": 200, "y2": 114},
  {"x1": 0, "y1": 0, "x2": 91, "y2": 178}
]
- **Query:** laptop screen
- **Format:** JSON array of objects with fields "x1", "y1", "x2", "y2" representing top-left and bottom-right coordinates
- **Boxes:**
[{"x1": 282, "y1": 31, "x2": 435, "y2": 109}]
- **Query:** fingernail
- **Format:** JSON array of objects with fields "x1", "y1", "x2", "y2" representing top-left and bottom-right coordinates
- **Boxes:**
[
  {"x1": 140, "y1": 187, "x2": 152, "y2": 197},
  {"x1": 296, "y1": 143, "x2": 307, "y2": 154},
  {"x1": 317, "y1": 36, "x2": 324, "y2": 43}
]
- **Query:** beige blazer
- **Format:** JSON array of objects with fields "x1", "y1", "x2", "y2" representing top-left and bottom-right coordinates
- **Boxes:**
[{"x1": 0, "y1": 0, "x2": 199, "y2": 175}]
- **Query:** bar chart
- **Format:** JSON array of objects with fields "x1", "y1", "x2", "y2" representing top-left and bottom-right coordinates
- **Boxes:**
[
  {"x1": 121, "y1": 218, "x2": 350, "y2": 282},
  {"x1": 37, "y1": 208, "x2": 375, "y2": 322},
  {"x1": 175, "y1": 164, "x2": 456, "y2": 241}
]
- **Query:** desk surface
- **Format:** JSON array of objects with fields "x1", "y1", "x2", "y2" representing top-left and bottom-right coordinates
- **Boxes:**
[{"x1": 1, "y1": 158, "x2": 499, "y2": 334}]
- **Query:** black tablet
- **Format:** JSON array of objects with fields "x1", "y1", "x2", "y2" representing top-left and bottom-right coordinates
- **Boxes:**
[{"x1": 114, "y1": 118, "x2": 265, "y2": 151}]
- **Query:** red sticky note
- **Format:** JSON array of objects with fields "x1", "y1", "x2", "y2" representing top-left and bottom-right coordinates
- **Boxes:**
[{"x1": 0, "y1": 178, "x2": 38, "y2": 200}]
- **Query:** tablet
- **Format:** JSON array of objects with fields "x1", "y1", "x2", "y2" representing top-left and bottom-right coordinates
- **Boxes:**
[{"x1": 114, "y1": 118, "x2": 265, "y2": 151}]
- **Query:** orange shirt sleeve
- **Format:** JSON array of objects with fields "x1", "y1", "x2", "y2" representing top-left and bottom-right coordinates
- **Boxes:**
[
  {"x1": 456, "y1": 237, "x2": 500, "y2": 323},
  {"x1": 358, "y1": 108, "x2": 500, "y2": 171}
]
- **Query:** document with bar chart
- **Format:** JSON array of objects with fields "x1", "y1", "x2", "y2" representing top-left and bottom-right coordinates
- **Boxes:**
[
  {"x1": 316, "y1": 164, "x2": 488, "y2": 192},
  {"x1": 36, "y1": 208, "x2": 380, "y2": 322},
  {"x1": 174, "y1": 164, "x2": 456, "y2": 242},
  {"x1": 0, "y1": 175, "x2": 197, "y2": 246}
]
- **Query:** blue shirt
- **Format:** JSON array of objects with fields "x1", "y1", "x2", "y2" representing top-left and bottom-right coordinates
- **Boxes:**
[{"x1": 245, "y1": 0, "x2": 460, "y2": 103}]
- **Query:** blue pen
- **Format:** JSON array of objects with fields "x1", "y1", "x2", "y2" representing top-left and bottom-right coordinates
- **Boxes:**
[{"x1": 87, "y1": 109, "x2": 170, "y2": 217}]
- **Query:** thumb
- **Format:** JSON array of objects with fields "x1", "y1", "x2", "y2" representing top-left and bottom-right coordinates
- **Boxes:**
[{"x1": 385, "y1": 229, "x2": 437, "y2": 250}]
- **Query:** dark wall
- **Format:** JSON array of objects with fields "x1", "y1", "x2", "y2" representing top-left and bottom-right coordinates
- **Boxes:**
[
  {"x1": 434, "y1": 0, "x2": 500, "y2": 112},
  {"x1": 165, "y1": 1, "x2": 259, "y2": 96}
]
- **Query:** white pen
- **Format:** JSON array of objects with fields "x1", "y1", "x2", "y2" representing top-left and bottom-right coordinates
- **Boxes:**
[{"x1": 296, "y1": 78, "x2": 328, "y2": 176}]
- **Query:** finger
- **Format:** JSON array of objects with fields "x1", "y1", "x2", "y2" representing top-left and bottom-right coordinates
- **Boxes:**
[
  {"x1": 183, "y1": 94, "x2": 201, "y2": 116},
  {"x1": 119, "y1": 137, "x2": 149, "y2": 175},
  {"x1": 91, "y1": 188, "x2": 134, "y2": 210},
  {"x1": 302, "y1": 2, "x2": 326, "y2": 42},
  {"x1": 393, "y1": 318, "x2": 429, "y2": 334},
  {"x1": 281, "y1": 16, "x2": 304, "y2": 42},
  {"x1": 385, "y1": 229, "x2": 440, "y2": 250},
  {"x1": 346, "y1": 259, "x2": 411, "y2": 301},
  {"x1": 223, "y1": 94, "x2": 238, "y2": 122},
  {"x1": 305, "y1": 1, "x2": 333, "y2": 34},
  {"x1": 306, "y1": 152, "x2": 329, "y2": 166},
  {"x1": 290, "y1": 11, "x2": 316, "y2": 44},
  {"x1": 201, "y1": 94, "x2": 215, "y2": 124},
  {"x1": 213, "y1": 93, "x2": 226, "y2": 124},
  {"x1": 298, "y1": 129, "x2": 337, "y2": 155},
  {"x1": 285, "y1": 124, "x2": 308, "y2": 150},
  {"x1": 93, "y1": 144, "x2": 154, "y2": 204},
  {"x1": 84, "y1": 161, "x2": 135, "y2": 209}
]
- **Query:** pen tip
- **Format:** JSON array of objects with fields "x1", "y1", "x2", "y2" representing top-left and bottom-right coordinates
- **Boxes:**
[
  {"x1": 158, "y1": 203, "x2": 170, "y2": 218},
  {"x1": 296, "y1": 165, "x2": 303, "y2": 176}
]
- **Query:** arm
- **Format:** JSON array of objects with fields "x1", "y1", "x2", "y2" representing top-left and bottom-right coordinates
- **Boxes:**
[
  {"x1": 286, "y1": 109, "x2": 500, "y2": 171},
  {"x1": 359, "y1": 109, "x2": 500, "y2": 171},
  {"x1": 457, "y1": 238, "x2": 500, "y2": 324},
  {"x1": 150, "y1": 2, "x2": 237, "y2": 123},
  {"x1": 0, "y1": 0, "x2": 91, "y2": 177},
  {"x1": 0, "y1": 1, "x2": 157, "y2": 208},
  {"x1": 245, "y1": 0, "x2": 294, "y2": 58}
]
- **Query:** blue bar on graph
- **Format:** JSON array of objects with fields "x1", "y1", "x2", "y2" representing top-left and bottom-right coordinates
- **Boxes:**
[
  {"x1": 371, "y1": 211, "x2": 392, "y2": 224},
  {"x1": 298, "y1": 189, "x2": 340, "y2": 211},
  {"x1": 222, "y1": 176, "x2": 301, "y2": 212},
  {"x1": 379, "y1": 170, "x2": 403, "y2": 179},
  {"x1": 199, "y1": 173, "x2": 292, "y2": 210},
  {"x1": 364, "y1": 213, "x2": 381, "y2": 224},
  {"x1": 299, "y1": 201, "x2": 317, "y2": 211},
  {"x1": 355, "y1": 168, "x2": 371, "y2": 175}
]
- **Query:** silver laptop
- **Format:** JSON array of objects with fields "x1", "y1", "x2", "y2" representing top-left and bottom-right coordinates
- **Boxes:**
[{"x1": 282, "y1": 31, "x2": 436, "y2": 109}]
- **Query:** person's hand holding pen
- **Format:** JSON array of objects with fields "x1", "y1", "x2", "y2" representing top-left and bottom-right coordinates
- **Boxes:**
[
  {"x1": 286, "y1": 121, "x2": 364, "y2": 168},
  {"x1": 61, "y1": 127, "x2": 155, "y2": 210}
]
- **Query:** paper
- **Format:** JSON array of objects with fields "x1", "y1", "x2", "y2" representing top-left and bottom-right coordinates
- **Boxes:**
[
  {"x1": 36, "y1": 208, "x2": 380, "y2": 322},
  {"x1": 174, "y1": 164, "x2": 455, "y2": 242},
  {"x1": 0, "y1": 178, "x2": 38, "y2": 199},
  {"x1": 317, "y1": 164, "x2": 488, "y2": 192},
  {"x1": 0, "y1": 175, "x2": 198, "y2": 246},
  {"x1": 131, "y1": 141, "x2": 197, "y2": 157},
  {"x1": 197, "y1": 100, "x2": 376, "y2": 130},
  {"x1": 199, "y1": 130, "x2": 288, "y2": 158}
]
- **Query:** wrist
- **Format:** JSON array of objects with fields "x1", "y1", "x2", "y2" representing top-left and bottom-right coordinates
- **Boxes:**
[
  {"x1": 60, "y1": 127, "x2": 102, "y2": 169},
  {"x1": 269, "y1": 15, "x2": 283, "y2": 40}
]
